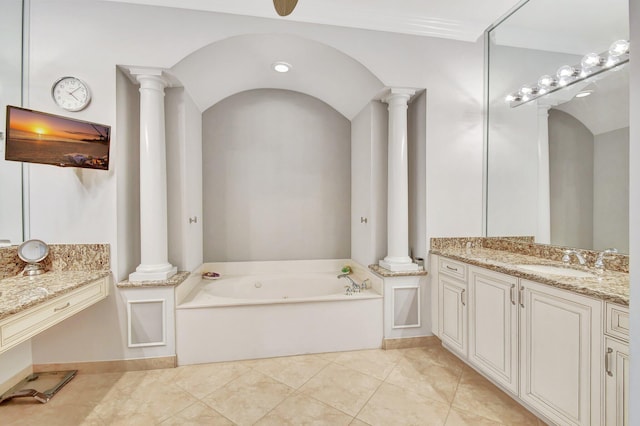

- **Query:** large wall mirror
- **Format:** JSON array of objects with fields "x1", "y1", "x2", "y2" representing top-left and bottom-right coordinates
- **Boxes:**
[
  {"x1": 0, "y1": 0, "x2": 25, "y2": 245},
  {"x1": 485, "y1": 0, "x2": 630, "y2": 253}
]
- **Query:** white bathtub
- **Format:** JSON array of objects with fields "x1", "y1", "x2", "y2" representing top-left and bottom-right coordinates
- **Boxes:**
[{"x1": 176, "y1": 259, "x2": 383, "y2": 365}]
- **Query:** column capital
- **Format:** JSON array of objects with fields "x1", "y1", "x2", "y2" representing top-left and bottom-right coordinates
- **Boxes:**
[
  {"x1": 381, "y1": 88, "x2": 416, "y2": 105},
  {"x1": 119, "y1": 65, "x2": 181, "y2": 88}
]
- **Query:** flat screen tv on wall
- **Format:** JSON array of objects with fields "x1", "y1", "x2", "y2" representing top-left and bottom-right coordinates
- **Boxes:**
[{"x1": 4, "y1": 105, "x2": 110, "y2": 170}]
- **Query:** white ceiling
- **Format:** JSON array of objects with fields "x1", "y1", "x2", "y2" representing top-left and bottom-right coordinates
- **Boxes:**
[{"x1": 101, "y1": 0, "x2": 522, "y2": 42}]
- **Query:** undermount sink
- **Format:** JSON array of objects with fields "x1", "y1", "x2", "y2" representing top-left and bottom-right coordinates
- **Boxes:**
[{"x1": 515, "y1": 264, "x2": 596, "y2": 278}]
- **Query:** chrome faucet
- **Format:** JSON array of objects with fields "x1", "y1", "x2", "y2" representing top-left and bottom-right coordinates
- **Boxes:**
[
  {"x1": 562, "y1": 249, "x2": 586, "y2": 266},
  {"x1": 338, "y1": 273, "x2": 360, "y2": 293},
  {"x1": 594, "y1": 248, "x2": 618, "y2": 271}
]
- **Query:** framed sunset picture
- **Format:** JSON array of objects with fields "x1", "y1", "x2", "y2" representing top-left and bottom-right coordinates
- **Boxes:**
[{"x1": 4, "y1": 105, "x2": 110, "y2": 170}]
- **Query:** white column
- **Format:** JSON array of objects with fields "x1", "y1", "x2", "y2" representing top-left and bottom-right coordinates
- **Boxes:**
[
  {"x1": 379, "y1": 88, "x2": 419, "y2": 272},
  {"x1": 537, "y1": 105, "x2": 551, "y2": 244},
  {"x1": 129, "y1": 69, "x2": 177, "y2": 282}
]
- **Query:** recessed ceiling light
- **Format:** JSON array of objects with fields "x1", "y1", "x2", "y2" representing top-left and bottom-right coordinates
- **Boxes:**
[{"x1": 272, "y1": 61, "x2": 292, "y2": 73}]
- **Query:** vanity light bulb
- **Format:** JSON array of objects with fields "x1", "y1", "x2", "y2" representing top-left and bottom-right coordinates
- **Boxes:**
[
  {"x1": 580, "y1": 53, "x2": 603, "y2": 69},
  {"x1": 537, "y1": 75, "x2": 556, "y2": 88},
  {"x1": 609, "y1": 40, "x2": 630, "y2": 57},
  {"x1": 505, "y1": 92, "x2": 522, "y2": 102},
  {"x1": 557, "y1": 65, "x2": 579, "y2": 79}
]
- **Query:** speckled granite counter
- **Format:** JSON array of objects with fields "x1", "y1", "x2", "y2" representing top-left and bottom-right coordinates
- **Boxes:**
[
  {"x1": 368, "y1": 264, "x2": 428, "y2": 278},
  {"x1": 0, "y1": 270, "x2": 111, "y2": 321},
  {"x1": 117, "y1": 271, "x2": 190, "y2": 288},
  {"x1": 431, "y1": 246, "x2": 629, "y2": 306}
]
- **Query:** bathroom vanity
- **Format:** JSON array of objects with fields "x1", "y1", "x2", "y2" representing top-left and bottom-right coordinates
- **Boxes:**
[
  {"x1": 0, "y1": 272, "x2": 110, "y2": 355},
  {"x1": 430, "y1": 239, "x2": 629, "y2": 426}
]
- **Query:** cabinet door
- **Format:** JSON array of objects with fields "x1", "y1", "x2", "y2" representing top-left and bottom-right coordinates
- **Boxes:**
[
  {"x1": 519, "y1": 280, "x2": 602, "y2": 426},
  {"x1": 439, "y1": 275, "x2": 467, "y2": 357},
  {"x1": 604, "y1": 336, "x2": 629, "y2": 426},
  {"x1": 468, "y1": 267, "x2": 518, "y2": 395}
]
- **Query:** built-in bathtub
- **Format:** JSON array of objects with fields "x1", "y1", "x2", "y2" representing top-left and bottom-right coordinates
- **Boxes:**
[{"x1": 175, "y1": 259, "x2": 383, "y2": 365}]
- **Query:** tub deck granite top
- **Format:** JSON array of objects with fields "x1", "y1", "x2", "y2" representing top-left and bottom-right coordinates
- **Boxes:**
[
  {"x1": 116, "y1": 271, "x2": 190, "y2": 288},
  {"x1": 0, "y1": 270, "x2": 111, "y2": 321},
  {"x1": 431, "y1": 247, "x2": 629, "y2": 306}
]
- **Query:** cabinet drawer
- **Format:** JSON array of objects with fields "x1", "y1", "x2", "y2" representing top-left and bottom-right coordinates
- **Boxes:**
[
  {"x1": 439, "y1": 257, "x2": 467, "y2": 281},
  {"x1": 605, "y1": 302, "x2": 629, "y2": 342},
  {"x1": 0, "y1": 277, "x2": 109, "y2": 352}
]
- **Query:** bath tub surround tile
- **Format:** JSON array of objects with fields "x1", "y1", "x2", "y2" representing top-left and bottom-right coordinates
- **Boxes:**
[
  {"x1": 255, "y1": 392, "x2": 353, "y2": 425},
  {"x1": 160, "y1": 401, "x2": 234, "y2": 425},
  {"x1": 356, "y1": 382, "x2": 450, "y2": 426},
  {"x1": 451, "y1": 366, "x2": 540, "y2": 425},
  {"x1": 248, "y1": 353, "x2": 331, "y2": 389},
  {"x1": 202, "y1": 370, "x2": 295, "y2": 425},
  {"x1": 299, "y1": 363, "x2": 382, "y2": 416},
  {"x1": 174, "y1": 361, "x2": 251, "y2": 399}
]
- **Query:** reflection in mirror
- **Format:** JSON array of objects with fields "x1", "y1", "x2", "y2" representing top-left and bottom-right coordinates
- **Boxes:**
[
  {"x1": 485, "y1": 0, "x2": 629, "y2": 253},
  {"x1": 0, "y1": 0, "x2": 25, "y2": 245}
]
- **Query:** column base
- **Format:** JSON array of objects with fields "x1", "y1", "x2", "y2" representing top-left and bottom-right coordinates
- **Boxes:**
[
  {"x1": 379, "y1": 257, "x2": 420, "y2": 272},
  {"x1": 129, "y1": 263, "x2": 177, "y2": 282}
]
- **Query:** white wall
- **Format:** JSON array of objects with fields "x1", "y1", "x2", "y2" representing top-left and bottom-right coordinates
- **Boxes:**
[
  {"x1": 202, "y1": 89, "x2": 351, "y2": 262},
  {"x1": 548, "y1": 109, "x2": 594, "y2": 249},
  {"x1": 351, "y1": 101, "x2": 388, "y2": 266},
  {"x1": 0, "y1": 341, "x2": 31, "y2": 392},
  {"x1": 166, "y1": 88, "x2": 203, "y2": 271},
  {"x1": 628, "y1": 1, "x2": 639, "y2": 424},
  {"x1": 21, "y1": 0, "x2": 484, "y2": 366},
  {"x1": 409, "y1": 91, "x2": 427, "y2": 260},
  {"x1": 0, "y1": 0, "x2": 24, "y2": 245},
  {"x1": 593, "y1": 127, "x2": 629, "y2": 252}
]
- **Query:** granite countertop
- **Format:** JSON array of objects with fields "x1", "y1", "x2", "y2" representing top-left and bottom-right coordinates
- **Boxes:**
[
  {"x1": 431, "y1": 247, "x2": 629, "y2": 306},
  {"x1": 116, "y1": 271, "x2": 190, "y2": 288},
  {"x1": 0, "y1": 270, "x2": 111, "y2": 321},
  {"x1": 368, "y1": 264, "x2": 428, "y2": 278}
]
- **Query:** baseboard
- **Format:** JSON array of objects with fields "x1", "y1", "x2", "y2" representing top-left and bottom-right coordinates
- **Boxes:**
[
  {"x1": 33, "y1": 356, "x2": 177, "y2": 374},
  {"x1": 0, "y1": 365, "x2": 33, "y2": 396},
  {"x1": 382, "y1": 335, "x2": 439, "y2": 350}
]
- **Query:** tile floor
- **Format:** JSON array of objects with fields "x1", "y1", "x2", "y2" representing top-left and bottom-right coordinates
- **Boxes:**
[{"x1": 1, "y1": 343, "x2": 546, "y2": 425}]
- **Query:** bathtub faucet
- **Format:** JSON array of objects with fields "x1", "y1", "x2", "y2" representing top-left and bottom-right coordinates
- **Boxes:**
[{"x1": 338, "y1": 273, "x2": 360, "y2": 294}]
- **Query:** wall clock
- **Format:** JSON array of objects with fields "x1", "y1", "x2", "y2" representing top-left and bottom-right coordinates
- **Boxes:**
[{"x1": 51, "y1": 76, "x2": 91, "y2": 111}]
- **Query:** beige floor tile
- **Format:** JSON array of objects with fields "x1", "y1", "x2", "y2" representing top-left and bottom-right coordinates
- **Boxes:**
[
  {"x1": 356, "y1": 382, "x2": 450, "y2": 426},
  {"x1": 0, "y1": 400, "x2": 105, "y2": 426},
  {"x1": 401, "y1": 345, "x2": 466, "y2": 372},
  {"x1": 452, "y1": 367, "x2": 540, "y2": 425},
  {"x1": 385, "y1": 356, "x2": 462, "y2": 404},
  {"x1": 91, "y1": 369, "x2": 198, "y2": 424},
  {"x1": 160, "y1": 400, "x2": 234, "y2": 425},
  {"x1": 299, "y1": 363, "x2": 382, "y2": 416},
  {"x1": 444, "y1": 407, "x2": 502, "y2": 425},
  {"x1": 174, "y1": 360, "x2": 251, "y2": 398},
  {"x1": 255, "y1": 392, "x2": 353, "y2": 425},
  {"x1": 332, "y1": 349, "x2": 403, "y2": 380},
  {"x1": 202, "y1": 369, "x2": 294, "y2": 425},
  {"x1": 350, "y1": 419, "x2": 372, "y2": 426},
  {"x1": 249, "y1": 354, "x2": 331, "y2": 388}
]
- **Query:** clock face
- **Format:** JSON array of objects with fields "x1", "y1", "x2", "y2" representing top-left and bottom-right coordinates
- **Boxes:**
[{"x1": 51, "y1": 76, "x2": 91, "y2": 111}]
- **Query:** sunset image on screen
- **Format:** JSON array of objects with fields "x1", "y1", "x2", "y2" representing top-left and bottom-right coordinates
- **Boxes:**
[{"x1": 5, "y1": 106, "x2": 110, "y2": 170}]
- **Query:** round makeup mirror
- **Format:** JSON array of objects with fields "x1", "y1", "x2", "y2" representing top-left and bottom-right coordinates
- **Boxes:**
[{"x1": 18, "y1": 239, "x2": 49, "y2": 276}]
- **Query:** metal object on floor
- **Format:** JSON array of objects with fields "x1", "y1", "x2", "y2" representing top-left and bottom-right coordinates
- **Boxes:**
[{"x1": 0, "y1": 370, "x2": 77, "y2": 404}]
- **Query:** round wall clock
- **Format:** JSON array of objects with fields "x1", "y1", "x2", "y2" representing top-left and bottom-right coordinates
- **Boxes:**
[{"x1": 51, "y1": 76, "x2": 91, "y2": 111}]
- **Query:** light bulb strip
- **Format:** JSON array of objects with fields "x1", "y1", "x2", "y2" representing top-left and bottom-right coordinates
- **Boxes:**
[{"x1": 505, "y1": 40, "x2": 629, "y2": 108}]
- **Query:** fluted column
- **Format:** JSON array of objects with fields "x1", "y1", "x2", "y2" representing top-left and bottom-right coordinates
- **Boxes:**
[
  {"x1": 129, "y1": 69, "x2": 177, "y2": 282},
  {"x1": 379, "y1": 88, "x2": 419, "y2": 272}
]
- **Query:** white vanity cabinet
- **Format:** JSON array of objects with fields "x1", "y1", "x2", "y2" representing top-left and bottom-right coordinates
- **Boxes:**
[
  {"x1": 519, "y1": 279, "x2": 602, "y2": 426},
  {"x1": 603, "y1": 303, "x2": 629, "y2": 425},
  {"x1": 467, "y1": 266, "x2": 519, "y2": 395},
  {"x1": 437, "y1": 257, "x2": 468, "y2": 357},
  {"x1": 0, "y1": 276, "x2": 110, "y2": 355}
]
